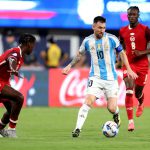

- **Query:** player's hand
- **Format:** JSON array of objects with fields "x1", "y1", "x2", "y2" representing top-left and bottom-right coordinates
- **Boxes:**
[
  {"x1": 62, "y1": 64, "x2": 71, "y2": 75},
  {"x1": 8, "y1": 70, "x2": 23, "y2": 78},
  {"x1": 127, "y1": 69, "x2": 138, "y2": 80},
  {"x1": 8, "y1": 70, "x2": 18, "y2": 75},
  {"x1": 133, "y1": 50, "x2": 145, "y2": 57}
]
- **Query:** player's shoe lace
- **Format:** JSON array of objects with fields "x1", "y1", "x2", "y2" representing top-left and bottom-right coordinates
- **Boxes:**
[
  {"x1": 128, "y1": 122, "x2": 135, "y2": 131},
  {"x1": 0, "y1": 129, "x2": 9, "y2": 137},
  {"x1": 136, "y1": 103, "x2": 144, "y2": 117},
  {"x1": 72, "y1": 128, "x2": 81, "y2": 137},
  {"x1": 113, "y1": 113, "x2": 121, "y2": 128},
  {"x1": 6, "y1": 129, "x2": 17, "y2": 138}
]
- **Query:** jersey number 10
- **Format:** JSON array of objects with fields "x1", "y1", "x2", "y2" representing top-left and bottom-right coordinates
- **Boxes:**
[{"x1": 97, "y1": 51, "x2": 104, "y2": 59}]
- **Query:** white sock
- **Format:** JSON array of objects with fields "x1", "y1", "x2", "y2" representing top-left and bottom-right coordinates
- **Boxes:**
[
  {"x1": 114, "y1": 106, "x2": 119, "y2": 115},
  {"x1": 129, "y1": 119, "x2": 134, "y2": 124},
  {"x1": 75, "y1": 104, "x2": 91, "y2": 130},
  {"x1": 8, "y1": 127, "x2": 16, "y2": 130}
]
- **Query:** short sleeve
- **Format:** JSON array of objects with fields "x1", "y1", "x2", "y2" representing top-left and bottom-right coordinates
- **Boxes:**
[
  {"x1": 8, "y1": 52, "x2": 18, "y2": 61},
  {"x1": 79, "y1": 39, "x2": 86, "y2": 53},
  {"x1": 111, "y1": 36, "x2": 123, "y2": 53}
]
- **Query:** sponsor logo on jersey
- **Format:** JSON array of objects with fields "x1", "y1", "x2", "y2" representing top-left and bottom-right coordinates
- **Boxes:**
[{"x1": 130, "y1": 33, "x2": 135, "y2": 36}]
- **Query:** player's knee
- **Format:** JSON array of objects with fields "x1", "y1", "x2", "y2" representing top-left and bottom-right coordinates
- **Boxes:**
[
  {"x1": 85, "y1": 99, "x2": 93, "y2": 107},
  {"x1": 108, "y1": 106, "x2": 116, "y2": 114}
]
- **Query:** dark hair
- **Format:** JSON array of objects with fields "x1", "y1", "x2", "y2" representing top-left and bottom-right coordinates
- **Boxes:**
[
  {"x1": 127, "y1": 6, "x2": 140, "y2": 13},
  {"x1": 93, "y1": 16, "x2": 106, "y2": 23},
  {"x1": 47, "y1": 37, "x2": 55, "y2": 43},
  {"x1": 6, "y1": 30, "x2": 15, "y2": 36},
  {"x1": 19, "y1": 33, "x2": 36, "y2": 45}
]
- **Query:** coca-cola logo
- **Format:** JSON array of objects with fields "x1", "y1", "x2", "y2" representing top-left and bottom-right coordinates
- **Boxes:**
[
  {"x1": 60, "y1": 70, "x2": 87, "y2": 106},
  {"x1": 59, "y1": 69, "x2": 126, "y2": 106}
]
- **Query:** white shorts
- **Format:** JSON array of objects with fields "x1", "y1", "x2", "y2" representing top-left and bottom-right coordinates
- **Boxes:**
[{"x1": 86, "y1": 76, "x2": 119, "y2": 100}]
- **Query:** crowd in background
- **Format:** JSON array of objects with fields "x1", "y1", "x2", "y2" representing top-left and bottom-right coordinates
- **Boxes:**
[
  {"x1": 0, "y1": 29, "x2": 91, "y2": 69},
  {"x1": 0, "y1": 29, "x2": 150, "y2": 69}
]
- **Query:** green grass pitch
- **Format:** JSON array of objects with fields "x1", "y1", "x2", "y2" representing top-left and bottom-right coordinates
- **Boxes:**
[{"x1": 0, "y1": 107, "x2": 150, "y2": 150}]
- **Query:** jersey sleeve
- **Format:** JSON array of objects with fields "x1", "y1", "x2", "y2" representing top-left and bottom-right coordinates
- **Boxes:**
[
  {"x1": 145, "y1": 27, "x2": 150, "y2": 42},
  {"x1": 111, "y1": 35, "x2": 123, "y2": 53},
  {"x1": 79, "y1": 38, "x2": 87, "y2": 53},
  {"x1": 7, "y1": 52, "x2": 18, "y2": 61}
]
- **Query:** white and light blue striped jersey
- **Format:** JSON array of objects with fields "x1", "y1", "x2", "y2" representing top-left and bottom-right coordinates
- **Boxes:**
[{"x1": 79, "y1": 33, "x2": 123, "y2": 80}]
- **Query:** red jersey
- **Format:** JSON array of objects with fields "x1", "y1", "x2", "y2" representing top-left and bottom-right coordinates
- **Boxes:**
[
  {"x1": 0, "y1": 47, "x2": 24, "y2": 83},
  {"x1": 119, "y1": 23, "x2": 150, "y2": 68}
]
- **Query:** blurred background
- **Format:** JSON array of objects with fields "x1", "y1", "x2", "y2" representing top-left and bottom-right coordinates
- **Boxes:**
[{"x1": 0, "y1": 0, "x2": 150, "y2": 107}]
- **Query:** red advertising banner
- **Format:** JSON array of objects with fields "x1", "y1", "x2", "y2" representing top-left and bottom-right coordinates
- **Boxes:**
[
  {"x1": 0, "y1": 70, "x2": 49, "y2": 107},
  {"x1": 0, "y1": 75, "x2": 35, "y2": 107},
  {"x1": 49, "y1": 68, "x2": 150, "y2": 107}
]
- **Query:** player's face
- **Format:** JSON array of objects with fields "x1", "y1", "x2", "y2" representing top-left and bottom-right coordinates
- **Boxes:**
[
  {"x1": 26, "y1": 42, "x2": 35, "y2": 55},
  {"x1": 127, "y1": 9, "x2": 139, "y2": 25},
  {"x1": 93, "y1": 21, "x2": 106, "y2": 39}
]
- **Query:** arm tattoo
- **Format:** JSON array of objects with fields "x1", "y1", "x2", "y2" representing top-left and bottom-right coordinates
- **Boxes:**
[{"x1": 70, "y1": 52, "x2": 83, "y2": 67}]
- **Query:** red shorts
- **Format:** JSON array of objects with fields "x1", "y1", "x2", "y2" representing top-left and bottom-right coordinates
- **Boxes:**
[
  {"x1": 123, "y1": 64, "x2": 148, "y2": 86},
  {"x1": 0, "y1": 80, "x2": 10, "y2": 93},
  {"x1": 0, "y1": 81, "x2": 10, "y2": 104}
]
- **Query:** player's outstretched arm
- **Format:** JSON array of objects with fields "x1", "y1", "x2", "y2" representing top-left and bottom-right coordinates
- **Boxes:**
[
  {"x1": 62, "y1": 51, "x2": 84, "y2": 75},
  {"x1": 119, "y1": 50, "x2": 138, "y2": 79}
]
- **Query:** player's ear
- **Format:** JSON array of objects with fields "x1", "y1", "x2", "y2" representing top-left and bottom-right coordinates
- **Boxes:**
[{"x1": 92, "y1": 23, "x2": 95, "y2": 30}]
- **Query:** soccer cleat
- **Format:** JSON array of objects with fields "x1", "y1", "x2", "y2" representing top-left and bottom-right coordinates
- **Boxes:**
[
  {"x1": 128, "y1": 122, "x2": 135, "y2": 131},
  {"x1": 113, "y1": 113, "x2": 121, "y2": 128},
  {"x1": 6, "y1": 129, "x2": 17, "y2": 138},
  {"x1": 72, "y1": 128, "x2": 81, "y2": 137},
  {"x1": 136, "y1": 103, "x2": 144, "y2": 117},
  {"x1": 0, "y1": 129, "x2": 8, "y2": 137}
]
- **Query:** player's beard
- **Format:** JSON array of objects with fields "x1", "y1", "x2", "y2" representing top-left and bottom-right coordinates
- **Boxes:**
[
  {"x1": 95, "y1": 33, "x2": 103, "y2": 39},
  {"x1": 128, "y1": 17, "x2": 138, "y2": 27}
]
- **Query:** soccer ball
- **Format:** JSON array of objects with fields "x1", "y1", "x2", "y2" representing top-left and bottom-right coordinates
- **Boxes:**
[{"x1": 102, "y1": 121, "x2": 119, "y2": 138}]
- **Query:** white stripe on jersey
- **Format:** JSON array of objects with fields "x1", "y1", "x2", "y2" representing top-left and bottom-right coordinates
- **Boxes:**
[
  {"x1": 88, "y1": 39, "x2": 100, "y2": 77},
  {"x1": 102, "y1": 36, "x2": 114, "y2": 80},
  {"x1": 79, "y1": 33, "x2": 120, "y2": 80}
]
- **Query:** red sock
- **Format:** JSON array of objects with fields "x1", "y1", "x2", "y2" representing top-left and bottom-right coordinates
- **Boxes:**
[
  {"x1": 125, "y1": 93, "x2": 133, "y2": 120},
  {"x1": 9, "y1": 119, "x2": 17, "y2": 129}
]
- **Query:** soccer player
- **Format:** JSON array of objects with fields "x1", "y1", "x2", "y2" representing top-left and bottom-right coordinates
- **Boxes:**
[
  {"x1": 62, "y1": 16, "x2": 138, "y2": 137},
  {"x1": 119, "y1": 6, "x2": 150, "y2": 131},
  {"x1": 0, "y1": 33, "x2": 36, "y2": 137}
]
